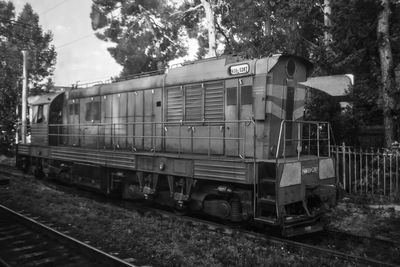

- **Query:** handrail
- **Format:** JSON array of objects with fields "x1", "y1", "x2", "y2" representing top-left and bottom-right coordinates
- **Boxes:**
[
  {"x1": 276, "y1": 120, "x2": 332, "y2": 160},
  {"x1": 39, "y1": 119, "x2": 257, "y2": 159}
]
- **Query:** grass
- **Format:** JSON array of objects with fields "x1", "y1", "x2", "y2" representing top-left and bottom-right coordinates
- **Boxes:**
[
  {"x1": 0, "y1": 174, "x2": 355, "y2": 267},
  {"x1": 325, "y1": 193, "x2": 400, "y2": 242}
]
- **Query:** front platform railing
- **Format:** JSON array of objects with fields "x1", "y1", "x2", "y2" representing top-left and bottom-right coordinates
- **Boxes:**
[{"x1": 276, "y1": 120, "x2": 332, "y2": 160}]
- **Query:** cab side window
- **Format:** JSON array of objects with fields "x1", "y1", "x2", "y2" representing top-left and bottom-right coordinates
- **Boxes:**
[
  {"x1": 226, "y1": 87, "x2": 237, "y2": 106},
  {"x1": 37, "y1": 105, "x2": 44, "y2": 123},
  {"x1": 69, "y1": 103, "x2": 79, "y2": 116},
  {"x1": 240, "y1": 85, "x2": 253, "y2": 105},
  {"x1": 32, "y1": 105, "x2": 46, "y2": 123},
  {"x1": 85, "y1": 101, "x2": 100, "y2": 121}
]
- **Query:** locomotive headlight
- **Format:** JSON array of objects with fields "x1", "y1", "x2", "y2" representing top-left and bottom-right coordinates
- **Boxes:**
[{"x1": 159, "y1": 161, "x2": 165, "y2": 171}]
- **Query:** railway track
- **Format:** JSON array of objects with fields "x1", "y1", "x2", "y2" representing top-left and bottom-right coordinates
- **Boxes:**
[
  {"x1": 1, "y1": 163, "x2": 399, "y2": 266},
  {"x1": 0, "y1": 204, "x2": 136, "y2": 267},
  {"x1": 173, "y1": 214, "x2": 400, "y2": 267},
  {"x1": 306, "y1": 229, "x2": 400, "y2": 263}
]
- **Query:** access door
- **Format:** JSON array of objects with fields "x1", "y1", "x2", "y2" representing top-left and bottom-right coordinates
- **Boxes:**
[
  {"x1": 67, "y1": 99, "x2": 80, "y2": 146},
  {"x1": 144, "y1": 89, "x2": 162, "y2": 151},
  {"x1": 239, "y1": 77, "x2": 254, "y2": 157},
  {"x1": 225, "y1": 79, "x2": 239, "y2": 156},
  {"x1": 80, "y1": 96, "x2": 100, "y2": 148},
  {"x1": 224, "y1": 77, "x2": 254, "y2": 157}
]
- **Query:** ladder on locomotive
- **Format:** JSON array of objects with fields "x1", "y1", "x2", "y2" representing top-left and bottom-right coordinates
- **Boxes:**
[{"x1": 254, "y1": 170, "x2": 278, "y2": 224}]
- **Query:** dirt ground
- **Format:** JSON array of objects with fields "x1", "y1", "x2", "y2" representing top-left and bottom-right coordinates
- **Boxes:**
[{"x1": 324, "y1": 195, "x2": 400, "y2": 242}]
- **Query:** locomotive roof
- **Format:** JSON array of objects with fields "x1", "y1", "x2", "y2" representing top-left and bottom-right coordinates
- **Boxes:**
[
  {"x1": 28, "y1": 91, "x2": 64, "y2": 106},
  {"x1": 69, "y1": 54, "x2": 313, "y2": 99}
]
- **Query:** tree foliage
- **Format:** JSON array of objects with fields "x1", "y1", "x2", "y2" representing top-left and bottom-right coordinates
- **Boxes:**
[
  {"x1": 215, "y1": 0, "x2": 322, "y2": 58},
  {"x1": 0, "y1": 1, "x2": 56, "y2": 147},
  {"x1": 91, "y1": 0, "x2": 186, "y2": 76},
  {"x1": 90, "y1": 0, "x2": 400, "y2": 147},
  {"x1": 308, "y1": 0, "x2": 400, "y2": 146}
]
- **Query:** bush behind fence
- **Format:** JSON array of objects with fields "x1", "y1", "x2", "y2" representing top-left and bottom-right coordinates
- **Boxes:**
[{"x1": 331, "y1": 144, "x2": 400, "y2": 197}]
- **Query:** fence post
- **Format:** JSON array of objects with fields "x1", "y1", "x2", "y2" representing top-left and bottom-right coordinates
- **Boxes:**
[
  {"x1": 348, "y1": 146, "x2": 352, "y2": 193},
  {"x1": 371, "y1": 148, "x2": 375, "y2": 195},
  {"x1": 396, "y1": 152, "x2": 399, "y2": 194},
  {"x1": 360, "y1": 148, "x2": 363, "y2": 193},
  {"x1": 384, "y1": 152, "x2": 386, "y2": 196},
  {"x1": 335, "y1": 146, "x2": 339, "y2": 185},
  {"x1": 365, "y1": 149, "x2": 368, "y2": 194},
  {"x1": 354, "y1": 148, "x2": 357, "y2": 194},
  {"x1": 342, "y1": 142, "x2": 346, "y2": 191},
  {"x1": 377, "y1": 150, "x2": 380, "y2": 193},
  {"x1": 390, "y1": 153, "x2": 393, "y2": 196}
]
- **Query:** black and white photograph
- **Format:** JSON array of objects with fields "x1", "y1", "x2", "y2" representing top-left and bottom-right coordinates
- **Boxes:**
[{"x1": 0, "y1": 0, "x2": 400, "y2": 266}]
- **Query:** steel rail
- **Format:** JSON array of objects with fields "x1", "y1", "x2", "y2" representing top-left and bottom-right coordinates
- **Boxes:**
[
  {"x1": 324, "y1": 229, "x2": 400, "y2": 247},
  {"x1": 264, "y1": 234, "x2": 398, "y2": 267},
  {"x1": 0, "y1": 203, "x2": 136, "y2": 267}
]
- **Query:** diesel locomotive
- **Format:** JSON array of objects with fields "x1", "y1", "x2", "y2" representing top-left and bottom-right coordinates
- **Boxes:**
[{"x1": 17, "y1": 54, "x2": 339, "y2": 236}]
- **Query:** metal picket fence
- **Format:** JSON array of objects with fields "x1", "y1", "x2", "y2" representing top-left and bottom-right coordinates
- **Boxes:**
[{"x1": 331, "y1": 144, "x2": 400, "y2": 196}]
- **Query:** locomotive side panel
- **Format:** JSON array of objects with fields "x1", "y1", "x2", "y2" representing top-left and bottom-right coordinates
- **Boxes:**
[
  {"x1": 102, "y1": 94, "x2": 113, "y2": 148},
  {"x1": 30, "y1": 104, "x2": 49, "y2": 145},
  {"x1": 153, "y1": 89, "x2": 163, "y2": 151},
  {"x1": 114, "y1": 93, "x2": 128, "y2": 149},
  {"x1": 143, "y1": 90, "x2": 153, "y2": 150},
  {"x1": 127, "y1": 92, "x2": 135, "y2": 149},
  {"x1": 133, "y1": 90, "x2": 144, "y2": 150},
  {"x1": 201, "y1": 81, "x2": 224, "y2": 155},
  {"x1": 80, "y1": 96, "x2": 101, "y2": 148},
  {"x1": 253, "y1": 74, "x2": 268, "y2": 159},
  {"x1": 225, "y1": 79, "x2": 239, "y2": 156},
  {"x1": 66, "y1": 99, "x2": 80, "y2": 146},
  {"x1": 165, "y1": 86, "x2": 191, "y2": 153},
  {"x1": 238, "y1": 77, "x2": 254, "y2": 157}
]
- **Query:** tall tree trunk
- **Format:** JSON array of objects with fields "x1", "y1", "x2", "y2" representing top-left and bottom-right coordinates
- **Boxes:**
[
  {"x1": 377, "y1": 0, "x2": 396, "y2": 147},
  {"x1": 264, "y1": 2, "x2": 271, "y2": 37},
  {"x1": 201, "y1": 0, "x2": 216, "y2": 58},
  {"x1": 323, "y1": 0, "x2": 332, "y2": 46}
]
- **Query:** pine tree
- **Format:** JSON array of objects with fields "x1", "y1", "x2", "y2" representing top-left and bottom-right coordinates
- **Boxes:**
[
  {"x1": 91, "y1": 0, "x2": 186, "y2": 76},
  {"x1": 0, "y1": 1, "x2": 56, "y2": 150}
]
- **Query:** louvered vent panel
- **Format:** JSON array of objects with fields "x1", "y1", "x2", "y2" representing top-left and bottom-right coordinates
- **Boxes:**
[
  {"x1": 185, "y1": 84, "x2": 203, "y2": 121},
  {"x1": 167, "y1": 86, "x2": 183, "y2": 122},
  {"x1": 205, "y1": 81, "x2": 224, "y2": 121}
]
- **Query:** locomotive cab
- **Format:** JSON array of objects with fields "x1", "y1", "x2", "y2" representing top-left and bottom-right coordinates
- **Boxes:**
[
  {"x1": 252, "y1": 56, "x2": 337, "y2": 235},
  {"x1": 26, "y1": 91, "x2": 65, "y2": 146}
]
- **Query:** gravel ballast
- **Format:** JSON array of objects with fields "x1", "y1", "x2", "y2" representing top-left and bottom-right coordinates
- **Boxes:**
[{"x1": 0, "y1": 171, "x2": 354, "y2": 266}]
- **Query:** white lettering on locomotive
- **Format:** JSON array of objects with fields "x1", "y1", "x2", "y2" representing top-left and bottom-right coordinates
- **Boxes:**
[
  {"x1": 229, "y1": 64, "x2": 249, "y2": 75},
  {"x1": 301, "y1": 166, "x2": 319, "y2": 175}
]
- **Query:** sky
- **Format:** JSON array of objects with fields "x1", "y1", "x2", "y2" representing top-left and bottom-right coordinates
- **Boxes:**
[{"x1": 11, "y1": 0, "x2": 123, "y2": 86}]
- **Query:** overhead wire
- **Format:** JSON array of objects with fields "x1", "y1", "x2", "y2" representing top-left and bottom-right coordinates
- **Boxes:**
[
  {"x1": 0, "y1": 16, "x2": 95, "y2": 50},
  {"x1": 40, "y1": 0, "x2": 69, "y2": 15},
  {"x1": 1, "y1": 3, "x2": 122, "y2": 84},
  {"x1": 56, "y1": 33, "x2": 94, "y2": 49}
]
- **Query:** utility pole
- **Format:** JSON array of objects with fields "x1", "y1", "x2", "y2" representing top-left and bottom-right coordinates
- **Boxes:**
[{"x1": 21, "y1": 50, "x2": 28, "y2": 144}]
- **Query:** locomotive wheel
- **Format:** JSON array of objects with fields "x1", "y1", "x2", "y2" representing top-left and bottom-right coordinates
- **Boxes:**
[
  {"x1": 174, "y1": 202, "x2": 188, "y2": 216},
  {"x1": 57, "y1": 170, "x2": 71, "y2": 184},
  {"x1": 33, "y1": 166, "x2": 44, "y2": 179},
  {"x1": 18, "y1": 157, "x2": 29, "y2": 174}
]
